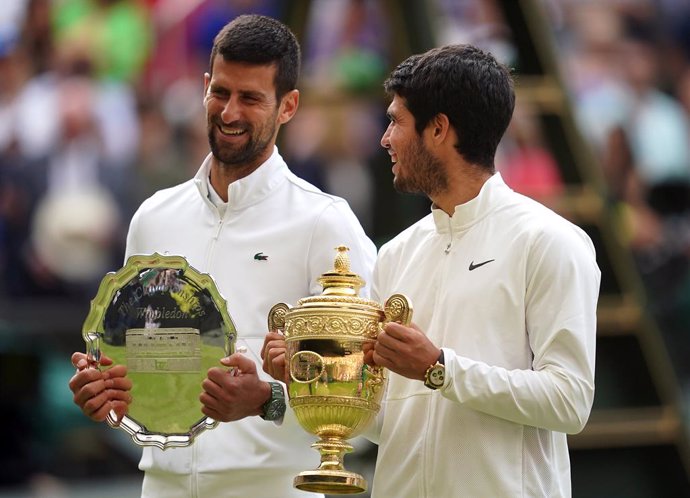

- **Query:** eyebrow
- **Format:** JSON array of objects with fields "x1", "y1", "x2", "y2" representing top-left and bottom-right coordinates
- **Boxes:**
[
  {"x1": 208, "y1": 84, "x2": 266, "y2": 99},
  {"x1": 240, "y1": 89, "x2": 267, "y2": 100},
  {"x1": 208, "y1": 82, "x2": 225, "y2": 91}
]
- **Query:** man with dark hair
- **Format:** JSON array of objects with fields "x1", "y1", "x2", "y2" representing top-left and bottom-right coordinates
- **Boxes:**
[
  {"x1": 69, "y1": 14, "x2": 376, "y2": 498},
  {"x1": 368, "y1": 44, "x2": 600, "y2": 497},
  {"x1": 263, "y1": 44, "x2": 601, "y2": 497}
]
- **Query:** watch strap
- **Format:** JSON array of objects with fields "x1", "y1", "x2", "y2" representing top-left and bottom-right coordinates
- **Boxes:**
[{"x1": 260, "y1": 381, "x2": 286, "y2": 421}]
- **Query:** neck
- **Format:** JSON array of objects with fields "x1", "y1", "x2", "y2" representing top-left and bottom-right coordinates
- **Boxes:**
[
  {"x1": 209, "y1": 162, "x2": 261, "y2": 202},
  {"x1": 208, "y1": 146, "x2": 275, "y2": 201},
  {"x1": 431, "y1": 165, "x2": 493, "y2": 216}
]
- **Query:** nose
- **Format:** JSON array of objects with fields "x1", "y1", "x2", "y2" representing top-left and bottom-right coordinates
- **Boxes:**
[
  {"x1": 380, "y1": 123, "x2": 392, "y2": 149},
  {"x1": 221, "y1": 96, "x2": 240, "y2": 123}
]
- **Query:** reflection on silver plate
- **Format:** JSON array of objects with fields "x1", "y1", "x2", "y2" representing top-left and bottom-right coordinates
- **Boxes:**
[{"x1": 82, "y1": 253, "x2": 237, "y2": 449}]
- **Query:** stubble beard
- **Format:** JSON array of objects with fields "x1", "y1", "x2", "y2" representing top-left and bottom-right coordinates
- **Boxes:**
[
  {"x1": 208, "y1": 125, "x2": 265, "y2": 167},
  {"x1": 393, "y1": 139, "x2": 448, "y2": 197},
  {"x1": 207, "y1": 115, "x2": 278, "y2": 168}
]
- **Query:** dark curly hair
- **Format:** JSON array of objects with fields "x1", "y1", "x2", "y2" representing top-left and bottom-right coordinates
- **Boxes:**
[
  {"x1": 209, "y1": 15, "x2": 301, "y2": 99},
  {"x1": 384, "y1": 44, "x2": 515, "y2": 170}
]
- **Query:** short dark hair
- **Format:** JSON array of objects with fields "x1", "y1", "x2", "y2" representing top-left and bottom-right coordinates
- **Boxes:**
[
  {"x1": 209, "y1": 15, "x2": 301, "y2": 99},
  {"x1": 384, "y1": 44, "x2": 515, "y2": 170}
]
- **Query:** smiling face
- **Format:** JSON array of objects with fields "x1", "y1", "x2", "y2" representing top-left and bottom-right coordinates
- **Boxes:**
[
  {"x1": 381, "y1": 94, "x2": 448, "y2": 197},
  {"x1": 203, "y1": 56, "x2": 297, "y2": 174}
]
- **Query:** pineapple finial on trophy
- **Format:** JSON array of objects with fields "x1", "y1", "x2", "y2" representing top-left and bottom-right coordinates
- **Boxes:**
[
  {"x1": 318, "y1": 246, "x2": 364, "y2": 297},
  {"x1": 333, "y1": 245, "x2": 351, "y2": 273}
]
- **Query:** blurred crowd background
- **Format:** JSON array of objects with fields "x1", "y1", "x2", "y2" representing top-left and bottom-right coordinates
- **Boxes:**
[{"x1": 1, "y1": 0, "x2": 690, "y2": 496}]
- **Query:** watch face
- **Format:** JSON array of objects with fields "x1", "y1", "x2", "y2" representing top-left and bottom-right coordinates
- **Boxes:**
[
  {"x1": 265, "y1": 399, "x2": 287, "y2": 421},
  {"x1": 425, "y1": 364, "x2": 445, "y2": 389},
  {"x1": 429, "y1": 365, "x2": 446, "y2": 387},
  {"x1": 262, "y1": 382, "x2": 287, "y2": 421}
]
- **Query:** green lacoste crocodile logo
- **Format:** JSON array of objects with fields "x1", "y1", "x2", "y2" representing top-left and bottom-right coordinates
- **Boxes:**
[{"x1": 254, "y1": 252, "x2": 268, "y2": 261}]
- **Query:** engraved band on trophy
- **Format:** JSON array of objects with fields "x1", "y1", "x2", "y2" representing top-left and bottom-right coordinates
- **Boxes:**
[
  {"x1": 82, "y1": 253, "x2": 237, "y2": 449},
  {"x1": 268, "y1": 246, "x2": 412, "y2": 495}
]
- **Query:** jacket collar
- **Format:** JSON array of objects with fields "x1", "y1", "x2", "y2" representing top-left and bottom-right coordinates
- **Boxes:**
[
  {"x1": 193, "y1": 146, "x2": 288, "y2": 210},
  {"x1": 431, "y1": 172, "x2": 511, "y2": 234}
]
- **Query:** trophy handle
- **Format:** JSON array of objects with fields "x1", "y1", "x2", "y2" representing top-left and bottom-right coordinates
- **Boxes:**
[
  {"x1": 383, "y1": 294, "x2": 413, "y2": 326},
  {"x1": 85, "y1": 331, "x2": 121, "y2": 427},
  {"x1": 84, "y1": 331, "x2": 102, "y2": 367},
  {"x1": 268, "y1": 302, "x2": 291, "y2": 332},
  {"x1": 364, "y1": 365, "x2": 385, "y2": 394},
  {"x1": 289, "y1": 351, "x2": 325, "y2": 384}
]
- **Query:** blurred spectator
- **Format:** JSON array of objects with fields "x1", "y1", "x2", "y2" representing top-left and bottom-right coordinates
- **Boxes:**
[
  {"x1": 561, "y1": 2, "x2": 632, "y2": 154},
  {"x1": 617, "y1": 36, "x2": 690, "y2": 189},
  {"x1": 430, "y1": 0, "x2": 516, "y2": 65},
  {"x1": 497, "y1": 101, "x2": 563, "y2": 204},
  {"x1": 129, "y1": 97, "x2": 190, "y2": 209},
  {"x1": 21, "y1": 0, "x2": 53, "y2": 75},
  {"x1": 0, "y1": 1, "x2": 144, "y2": 297},
  {"x1": 141, "y1": 0, "x2": 281, "y2": 96},
  {"x1": 0, "y1": 0, "x2": 28, "y2": 59},
  {"x1": 302, "y1": 0, "x2": 389, "y2": 93},
  {"x1": 559, "y1": 2, "x2": 690, "y2": 406},
  {"x1": 52, "y1": 0, "x2": 153, "y2": 83},
  {"x1": 0, "y1": 72, "x2": 128, "y2": 296}
]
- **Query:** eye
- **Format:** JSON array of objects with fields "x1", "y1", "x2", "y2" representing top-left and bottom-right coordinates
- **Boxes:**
[
  {"x1": 244, "y1": 94, "x2": 265, "y2": 105},
  {"x1": 209, "y1": 88, "x2": 228, "y2": 99}
]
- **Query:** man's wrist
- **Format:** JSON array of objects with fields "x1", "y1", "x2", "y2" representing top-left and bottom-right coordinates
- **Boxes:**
[
  {"x1": 258, "y1": 381, "x2": 272, "y2": 412},
  {"x1": 423, "y1": 349, "x2": 445, "y2": 390},
  {"x1": 260, "y1": 381, "x2": 286, "y2": 421}
]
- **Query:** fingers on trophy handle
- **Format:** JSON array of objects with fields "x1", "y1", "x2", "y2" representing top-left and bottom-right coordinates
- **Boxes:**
[
  {"x1": 384, "y1": 294, "x2": 413, "y2": 326},
  {"x1": 268, "y1": 302, "x2": 291, "y2": 332}
]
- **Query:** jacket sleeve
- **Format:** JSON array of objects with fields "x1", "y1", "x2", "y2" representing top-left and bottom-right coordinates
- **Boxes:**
[
  {"x1": 123, "y1": 205, "x2": 144, "y2": 262},
  {"x1": 306, "y1": 200, "x2": 377, "y2": 298},
  {"x1": 440, "y1": 225, "x2": 601, "y2": 434}
]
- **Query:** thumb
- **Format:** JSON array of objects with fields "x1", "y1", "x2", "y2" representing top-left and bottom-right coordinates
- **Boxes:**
[{"x1": 220, "y1": 352, "x2": 257, "y2": 374}]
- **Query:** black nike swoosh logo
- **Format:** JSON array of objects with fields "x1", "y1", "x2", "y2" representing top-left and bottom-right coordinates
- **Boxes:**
[{"x1": 468, "y1": 259, "x2": 495, "y2": 271}]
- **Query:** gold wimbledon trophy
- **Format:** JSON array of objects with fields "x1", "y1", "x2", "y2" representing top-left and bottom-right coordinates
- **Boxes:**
[{"x1": 268, "y1": 246, "x2": 412, "y2": 495}]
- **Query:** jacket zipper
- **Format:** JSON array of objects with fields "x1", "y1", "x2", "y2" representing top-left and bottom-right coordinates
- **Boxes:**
[
  {"x1": 444, "y1": 218, "x2": 453, "y2": 254},
  {"x1": 205, "y1": 214, "x2": 224, "y2": 270}
]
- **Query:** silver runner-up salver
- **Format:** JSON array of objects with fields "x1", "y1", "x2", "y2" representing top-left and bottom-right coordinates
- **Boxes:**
[{"x1": 81, "y1": 253, "x2": 237, "y2": 449}]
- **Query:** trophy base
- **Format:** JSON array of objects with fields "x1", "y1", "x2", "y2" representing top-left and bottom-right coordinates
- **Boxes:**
[{"x1": 294, "y1": 470, "x2": 367, "y2": 495}]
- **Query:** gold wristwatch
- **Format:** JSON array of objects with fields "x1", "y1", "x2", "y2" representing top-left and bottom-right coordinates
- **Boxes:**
[{"x1": 423, "y1": 350, "x2": 445, "y2": 390}]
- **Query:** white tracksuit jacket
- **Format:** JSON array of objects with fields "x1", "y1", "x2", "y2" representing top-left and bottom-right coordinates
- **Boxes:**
[
  {"x1": 369, "y1": 173, "x2": 600, "y2": 498},
  {"x1": 125, "y1": 147, "x2": 377, "y2": 498}
]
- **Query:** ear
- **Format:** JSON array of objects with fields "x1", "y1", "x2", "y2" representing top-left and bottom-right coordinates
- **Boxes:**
[
  {"x1": 429, "y1": 113, "x2": 451, "y2": 145},
  {"x1": 203, "y1": 73, "x2": 211, "y2": 103},
  {"x1": 278, "y1": 89, "x2": 300, "y2": 125}
]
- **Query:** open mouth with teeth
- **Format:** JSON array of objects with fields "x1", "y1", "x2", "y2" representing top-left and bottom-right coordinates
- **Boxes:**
[{"x1": 219, "y1": 125, "x2": 246, "y2": 136}]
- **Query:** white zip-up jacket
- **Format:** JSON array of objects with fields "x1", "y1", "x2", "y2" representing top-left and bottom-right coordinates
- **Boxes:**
[
  {"x1": 126, "y1": 147, "x2": 377, "y2": 498},
  {"x1": 370, "y1": 173, "x2": 600, "y2": 498}
]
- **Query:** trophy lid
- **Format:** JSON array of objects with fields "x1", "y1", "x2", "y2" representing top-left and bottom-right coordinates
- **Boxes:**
[
  {"x1": 317, "y1": 245, "x2": 365, "y2": 297},
  {"x1": 293, "y1": 246, "x2": 383, "y2": 313}
]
